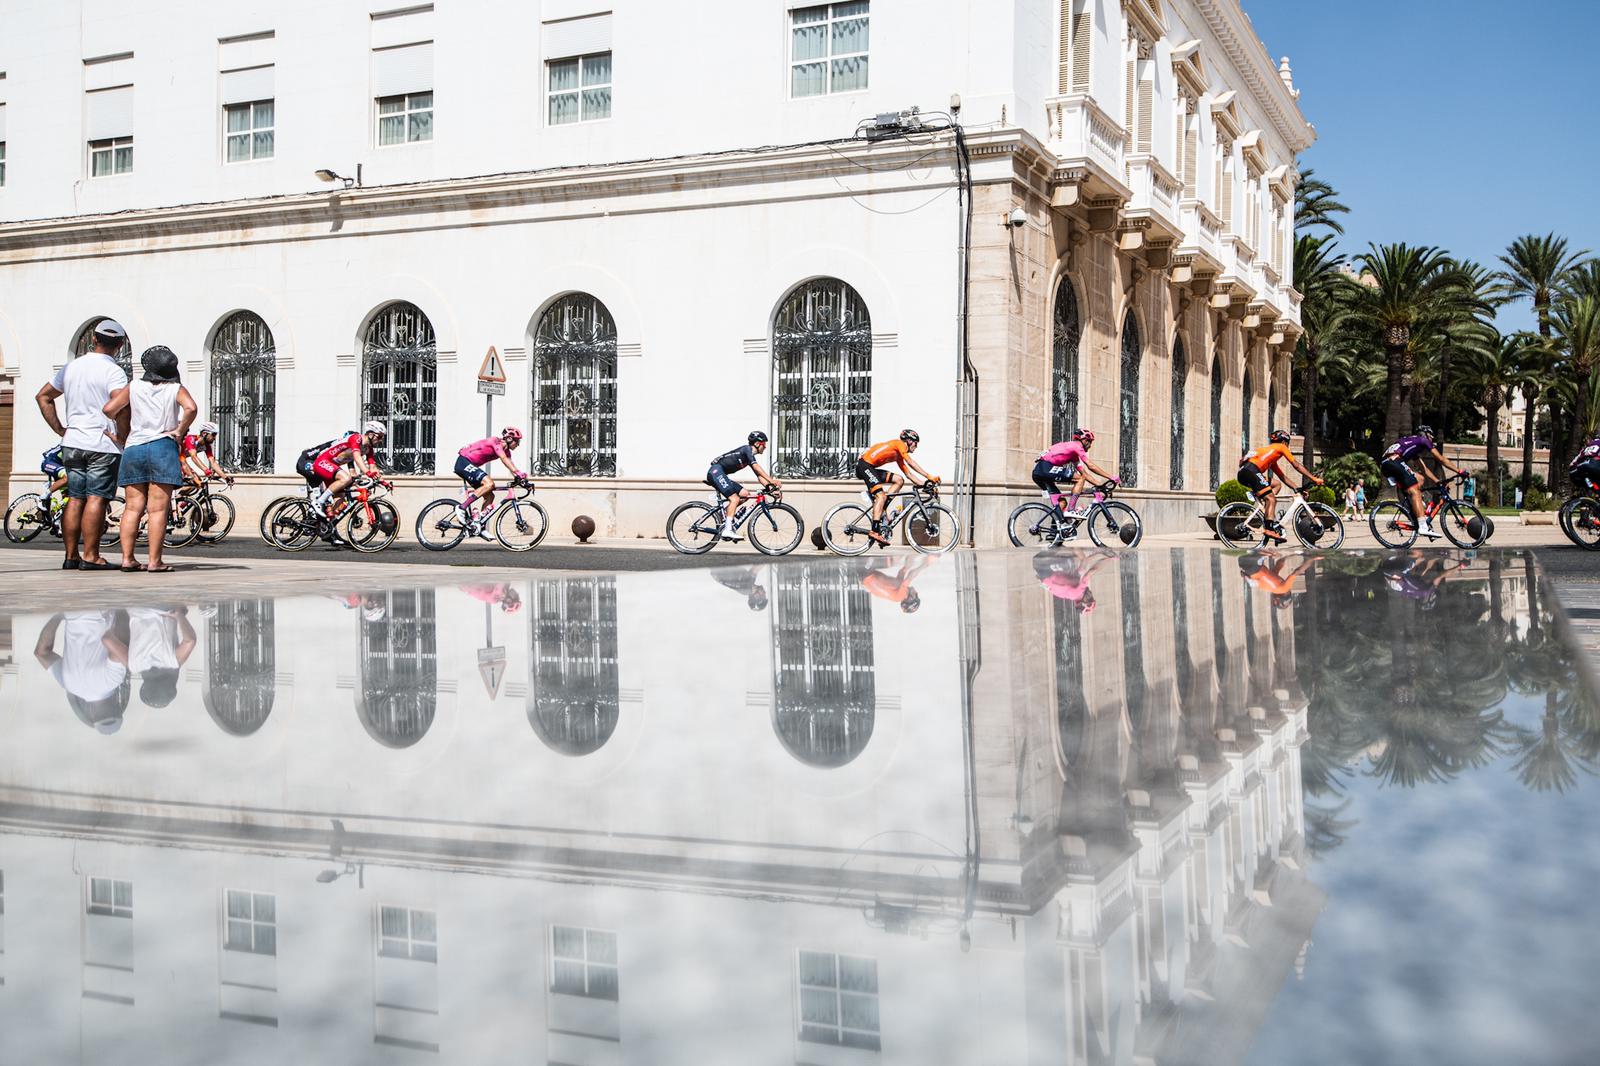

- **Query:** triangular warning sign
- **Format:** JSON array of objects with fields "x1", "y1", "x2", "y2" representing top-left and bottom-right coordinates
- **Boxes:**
[
  {"x1": 477, "y1": 346, "x2": 507, "y2": 384},
  {"x1": 478, "y1": 657, "x2": 506, "y2": 699}
]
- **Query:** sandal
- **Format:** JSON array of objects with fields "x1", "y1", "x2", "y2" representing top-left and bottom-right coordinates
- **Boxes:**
[
  {"x1": 146, "y1": 564, "x2": 177, "y2": 573},
  {"x1": 120, "y1": 562, "x2": 147, "y2": 572}
]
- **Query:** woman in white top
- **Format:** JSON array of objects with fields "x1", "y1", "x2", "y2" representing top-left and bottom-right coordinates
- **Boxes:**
[{"x1": 103, "y1": 346, "x2": 196, "y2": 572}]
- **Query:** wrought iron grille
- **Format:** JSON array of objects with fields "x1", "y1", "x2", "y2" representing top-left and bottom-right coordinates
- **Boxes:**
[
  {"x1": 1209, "y1": 354, "x2": 1223, "y2": 488},
  {"x1": 204, "y1": 600, "x2": 276, "y2": 735},
  {"x1": 358, "y1": 589, "x2": 437, "y2": 747},
  {"x1": 1052, "y1": 566, "x2": 1088, "y2": 772},
  {"x1": 528, "y1": 577, "x2": 619, "y2": 755},
  {"x1": 533, "y1": 294, "x2": 618, "y2": 478},
  {"x1": 1241, "y1": 368, "x2": 1253, "y2": 456},
  {"x1": 1170, "y1": 336, "x2": 1187, "y2": 490},
  {"x1": 771, "y1": 564, "x2": 875, "y2": 767},
  {"x1": 362, "y1": 303, "x2": 437, "y2": 475},
  {"x1": 1267, "y1": 379, "x2": 1278, "y2": 436},
  {"x1": 1121, "y1": 560, "x2": 1146, "y2": 729},
  {"x1": 209, "y1": 311, "x2": 277, "y2": 472},
  {"x1": 1051, "y1": 278, "x2": 1082, "y2": 442},
  {"x1": 1118, "y1": 313, "x2": 1141, "y2": 485},
  {"x1": 73, "y1": 320, "x2": 133, "y2": 379},
  {"x1": 772, "y1": 279, "x2": 872, "y2": 479}
]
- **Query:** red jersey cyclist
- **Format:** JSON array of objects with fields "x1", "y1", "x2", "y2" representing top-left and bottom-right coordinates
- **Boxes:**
[
  {"x1": 857, "y1": 429, "x2": 939, "y2": 545},
  {"x1": 310, "y1": 421, "x2": 387, "y2": 516},
  {"x1": 457, "y1": 427, "x2": 529, "y2": 531},
  {"x1": 181, "y1": 421, "x2": 229, "y2": 485},
  {"x1": 1034, "y1": 428, "x2": 1118, "y2": 516},
  {"x1": 1238, "y1": 429, "x2": 1323, "y2": 543}
]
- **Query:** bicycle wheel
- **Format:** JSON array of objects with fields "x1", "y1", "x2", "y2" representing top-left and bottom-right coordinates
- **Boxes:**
[
  {"x1": 1294, "y1": 503, "x2": 1345, "y2": 550},
  {"x1": 495, "y1": 499, "x2": 550, "y2": 551},
  {"x1": 666, "y1": 501, "x2": 722, "y2": 555},
  {"x1": 165, "y1": 499, "x2": 201, "y2": 548},
  {"x1": 258, "y1": 496, "x2": 298, "y2": 544},
  {"x1": 194, "y1": 494, "x2": 236, "y2": 543},
  {"x1": 100, "y1": 495, "x2": 126, "y2": 546},
  {"x1": 344, "y1": 500, "x2": 399, "y2": 553},
  {"x1": 1007, "y1": 502, "x2": 1064, "y2": 548},
  {"x1": 907, "y1": 503, "x2": 960, "y2": 554},
  {"x1": 1568, "y1": 498, "x2": 1600, "y2": 550},
  {"x1": 416, "y1": 499, "x2": 468, "y2": 551},
  {"x1": 749, "y1": 502, "x2": 805, "y2": 556},
  {"x1": 269, "y1": 500, "x2": 319, "y2": 552},
  {"x1": 1087, "y1": 501, "x2": 1143, "y2": 548},
  {"x1": 4, "y1": 494, "x2": 49, "y2": 543},
  {"x1": 1216, "y1": 503, "x2": 1267, "y2": 549},
  {"x1": 1368, "y1": 501, "x2": 1418, "y2": 548},
  {"x1": 1439, "y1": 500, "x2": 1489, "y2": 549},
  {"x1": 1559, "y1": 497, "x2": 1582, "y2": 544},
  {"x1": 822, "y1": 503, "x2": 876, "y2": 556}
]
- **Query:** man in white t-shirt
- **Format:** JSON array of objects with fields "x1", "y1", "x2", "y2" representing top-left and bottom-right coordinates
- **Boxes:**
[{"x1": 35, "y1": 319, "x2": 128, "y2": 571}]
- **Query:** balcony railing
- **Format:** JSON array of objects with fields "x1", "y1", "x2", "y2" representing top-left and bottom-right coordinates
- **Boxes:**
[
  {"x1": 1046, "y1": 94, "x2": 1126, "y2": 186},
  {"x1": 1123, "y1": 156, "x2": 1183, "y2": 241}
]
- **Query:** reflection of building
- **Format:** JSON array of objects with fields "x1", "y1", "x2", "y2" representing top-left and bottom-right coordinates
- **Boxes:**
[
  {"x1": 527, "y1": 577, "x2": 620, "y2": 756},
  {"x1": 204, "y1": 600, "x2": 276, "y2": 736},
  {"x1": 358, "y1": 589, "x2": 437, "y2": 747},
  {"x1": 771, "y1": 563, "x2": 877, "y2": 767}
]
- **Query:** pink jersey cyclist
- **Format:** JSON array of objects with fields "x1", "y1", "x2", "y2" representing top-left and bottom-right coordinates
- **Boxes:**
[
  {"x1": 455, "y1": 427, "x2": 528, "y2": 518},
  {"x1": 1032, "y1": 429, "x2": 1116, "y2": 508}
]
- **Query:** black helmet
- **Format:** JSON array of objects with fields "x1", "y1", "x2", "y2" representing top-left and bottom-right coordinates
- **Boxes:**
[
  {"x1": 1269, "y1": 428, "x2": 1291, "y2": 444},
  {"x1": 1418, "y1": 424, "x2": 1436, "y2": 440},
  {"x1": 900, "y1": 429, "x2": 920, "y2": 443},
  {"x1": 748, "y1": 430, "x2": 768, "y2": 445}
]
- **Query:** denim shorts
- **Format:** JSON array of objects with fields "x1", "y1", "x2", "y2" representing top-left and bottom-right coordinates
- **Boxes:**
[
  {"x1": 118, "y1": 438, "x2": 183, "y2": 487},
  {"x1": 61, "y1": 447, "x2": 121, "y2": 500}
]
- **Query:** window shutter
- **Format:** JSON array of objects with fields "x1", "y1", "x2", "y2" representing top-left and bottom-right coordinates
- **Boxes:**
[
  {"x1": 1184, "y1": 124, "x2": 1197, "y2": 194},
  {"x1": 1057, "y1": 1, "x2": 1072, "y2": 94},
  {"x1": 1071, "y1": 9, "x2": 1091, "y2": 93},
  {"x1": 221, "y1": 65, "x2": 273, "y2": 105},
  {"x1": 1136, "y1": 76, "x2": 1152, "y2": 153},
  {"x1": 1124, "y1": 59, "x2": 1134, "y2": 146},
  {"x1": 0, "y1": 102, "x2": 7, "y2": 141},
  {"x1": 86, "y1": 85, "x2": 133, "y2": 140},
  {"x1": 543, "y1": 13, "x2": 612, "y2": 60},
  {"x1": 1220, "y1": 165, "x2": 1232, "y2": 228},
  {"x1": 372, "y1": 41, "x2": 433, "y2": 97}
]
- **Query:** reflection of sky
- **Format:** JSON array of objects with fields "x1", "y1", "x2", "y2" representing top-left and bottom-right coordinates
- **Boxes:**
[{"x1": 1250, "y1": 688, "x2": 1600, "y2": 1066}]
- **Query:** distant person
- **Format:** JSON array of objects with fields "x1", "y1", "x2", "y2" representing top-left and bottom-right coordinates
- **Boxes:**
[
  {"x1": 1463, "y1": 473, "x2": 1477, "y2": 505},
  {"x1": 1353, "y1": 480, "x2": 1367, "y2": 518},
  {"x1": 103, "y1": 346, "x2": 197, "y2": 573},
  {"x1": 34, "y1": 319, "x2": 128, "y2": 570},
  {"x1": 1340, "y1": 485, "x2": 1357, "y2": 520},
  {"x1": 33, "y1": 610, "x2": 131, "y2": 732}
]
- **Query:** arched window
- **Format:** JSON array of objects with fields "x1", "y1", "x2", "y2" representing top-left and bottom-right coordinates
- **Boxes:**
[
  {"x1": 74, "y1": 319, "x2": 133, "y2": 378},
  {"x1": 1051, "y1": 278, "x2": 1082, "y2": 441},
  {"x1": 362, "y1": 303, "x2": 437, "y2": 474},
  {"x1": 204, "y1": 600, "x2": 275, "y2": 736},
  {"x1": 1241, "y1": 366, "x2": 1254, "y2": 455},
  {"x1": 1267, "y1": 373, "x2": 1279, "y2": 437},
  {"x1": 533, "y1": 294, "x2": 618, "y2": 477},
  {"x1": 528, "y1": 577, "x2": 619, "y2": 755},
  {"x1": 771, "y1": 564, "x2": 874, "y2": 767},
  {"x1": 1170, "y1": 336, "x2": 1187, "y2": 490},
  {"x1": 358, "y1": 589, "x2": 437, "y2": 747},
  {"x1": 772, "y1": 278, "x2": 871, "y2": 478},
  {"x1": 1209, "y1": 353, "x2": 1223, "y2": 488},
  {"x1": 209, "y1": 311, "x2": 276, "y2": 472},
  {"x1": 1118, "y1": 312, "x2": 1141, "y2": 485}
]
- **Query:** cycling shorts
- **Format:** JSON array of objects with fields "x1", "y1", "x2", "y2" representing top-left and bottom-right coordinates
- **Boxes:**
[
  {"x1": 42, "y1": 459, "x2": 65, "y2": 479},
  {"x1": 1570, "y1": 460, "x2": 1600, "y2": 493},
  {"x1": 1379, "y1": 458, "x2": 1418, "y2": 490},
  {"x1": 1032, "y1": 458, "x2": 1075, "y2": 493},
  {"x1": 855, "y1": 459, "x2": 892, "y2": 493},
  {"x1": 1237, "y1": 463, "x2": 1272, "y2": 496},
  {"x1": 312, "y1": 457, "x2": 344, "y2": 484},
  {"x1": 706, "y1": 464, "x2": 740, "y2": 499},
  {"x1": 455, "y1": 455, "x2": 489, "y2": 488}
]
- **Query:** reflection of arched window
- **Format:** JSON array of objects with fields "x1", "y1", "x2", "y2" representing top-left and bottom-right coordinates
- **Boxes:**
[
  {"x1": 1053, "y1": 586, "x2": 1088, "y2": 772},
  {"x1": 533, "y1": 294, "x2": 618, "y2": 478},
  {"x1": 358, "y1": 589, "x2": 437, "y2": 747},
  {"x1": 204, "y1": 600, "x2": 276, "y2": 735},
  {"x1": 1121, "y1": 561, "x2": 1146, "y2": 728},
  {"x1": 1118, "y1": 313, "x2": 1141, "y2": 485},
  {"x1": 772, "y1": 278, "x2": 871, "y2": 479},
  {"x1": 771, "y1": 566, "x2": 874, "y2": 766},
  {"x1": 362, "y1": 302, "x2": 437, "y2": 474},
  {"x1": 1051, "y1": 278, "x2": 1082, "y2": 441},
  {"x1": 1170, "y1": 336, "x2": 1187, "y2": 490},
  {"x1": 1241, "y1": 366, "x2": 1254, "y2": 456},
  {"x1": 527, "y1": 577, "x2": 619, "y2": 755},
  {"x1": 74, "y1": 319, "x2": 133, "y2": 378},
  {"x1": 1209, "y1": 352, "x2": 1224, "y2": 488},
  {"x1": 209, "y1": 311, "x2": 277, "y2": 473}
]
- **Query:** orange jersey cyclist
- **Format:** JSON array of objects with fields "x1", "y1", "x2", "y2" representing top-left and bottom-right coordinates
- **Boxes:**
[
  {"x1": 1237, "y1": 428, "x2": 1323, "y2": 543},
  {"x1": 856, "y1": 429, "x2": 939, "y2": 545}
]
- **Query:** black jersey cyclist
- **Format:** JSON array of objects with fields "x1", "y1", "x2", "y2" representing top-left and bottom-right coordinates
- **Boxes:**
[
  {"x1": 707, "y1": 431, "x2": 782, "y2": 539},
  {"x1": 1569, "y1": 433, "x2": 1600, "y2": 494}
]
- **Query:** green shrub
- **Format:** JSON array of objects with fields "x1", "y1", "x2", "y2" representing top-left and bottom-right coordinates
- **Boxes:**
[
  {"x1": 1524, "y1": 487, "x2": 1555, "y2": 511},
  {"x1": 1528, "y1": 472, "x2": 1548, "y2": 494},
  {"x1": 1215, "y1": 479, "x2": 1250, "y2": 506},
  {"x1": 1322, "y1": 451, "x2": 1383, "y2": 496},
  {"x1": 1307, "y1": 484, "x2": 1337, "y2": 508}
]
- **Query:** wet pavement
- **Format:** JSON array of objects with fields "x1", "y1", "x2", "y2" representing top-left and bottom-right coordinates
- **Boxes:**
[{"x1": 0, "y1": 547, "x2": 1595, "y2": 1065}]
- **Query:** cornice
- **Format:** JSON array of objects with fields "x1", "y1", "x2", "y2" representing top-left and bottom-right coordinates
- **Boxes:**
[{"x1": 1193, "y1": 0, "x2": 1314, "y2": 154}]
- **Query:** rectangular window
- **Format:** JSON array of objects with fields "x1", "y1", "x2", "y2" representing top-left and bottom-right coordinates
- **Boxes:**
[
  {"x1": 547, "y1": 52, "x2": 611, "y2": 125},
  {"x1": 1, "y1": 868, "x2": 7, "y2": 961},
  {"x1": 797, "y1": 950, "x2": 880, "y2": 1051},
  {"x1": 378, "y1": 905, "x2": 437, "y2": 961},
  {"x1": 0, "y1": 96, "x2": 7, "y2": 187},
  {"x1": 88, "y1": 877, "x2": 133, "y2": 917},
  {"x1": 550, "y1": 926, "x2": 618, "y2": 1000},
  {"x1": 224, "y1": 889, "x2": 277, "y2": 956},
  {"x1": 223, "y1": 100, "x2": 275, "y2": 162},
  {"x1": 376, "y1": 91, "x2": 433, "y2": 145},
  {"x1": 791, "y1": 2, "x2": 869, "y2": 98}
]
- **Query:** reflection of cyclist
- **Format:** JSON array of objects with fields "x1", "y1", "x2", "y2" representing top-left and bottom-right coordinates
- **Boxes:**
[
  {"x1": 457, "y1": 427, "x2": 529, "y2": 528},
  {"x1": 861, "y1": 556, "x2": 930, "y2": 613},
  {"x1": 1379, "y1": 426, "x2": 1462, "y2": 540},
  {"x1": 1031, "y1": 547, "x2": 1115, "y2": 614},
  {"x1": 857, "y1": 429, "x2": 939, "y2": 546},
  {"x1": 329, "y1": 591, "x2": 386, "y2": 621},
  {"x1": 1379, "y1": 552, "x2": 1459, "y2": 609},
  {"x1": 1238, "y1": 429, "x2": 1323, "y2": 543},
  {"x1": 460, "y1": 583, "x2": 523, "y2": 613},
  {"x1": 1236, "y1": 550, "x2": 1315, "y2": 609},
  {"x1": 710, "y1": 565, "x2": 769, "y2": 611},
  {"x1": 707, "y1": 431, "x2": 780, "y2": 540},
  {"x1": 1034, "y1": 429, "x2": 1118, "y2": 515}
]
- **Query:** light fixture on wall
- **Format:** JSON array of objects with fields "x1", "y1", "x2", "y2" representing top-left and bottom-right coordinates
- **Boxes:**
[{"x1": 314, "y1": 165, "x2": 362, "y2": 189}]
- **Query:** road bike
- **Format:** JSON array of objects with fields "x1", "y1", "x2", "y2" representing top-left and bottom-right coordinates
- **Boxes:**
[
  {"x1": 1218, "y1": 482, "x2": 1345, "y2": 550},
  {"x1": 416, "y1": 478, "x2": 549, "y2": 552},
  {"x1": 821, "y1": 483, "x2": 959, "y2": 556},
  {"x1": 1006, "y1": 482, "x2": 1143, "y2": 548},
  {"x1": 4, "y1": 480, "x2": 124, "y2": 545},
  {"x1": 259, "y1": 484, "x2": 316, "y2": 545},
  {"x1": 164, "y1": 476, "x2": 236, "y2": 547},
  {"x1": 1558, "y1": 471, "x2": 1600, "y2": 550},
  {"x1": 269, "y1": 477, "x2": 399, "y2": 553},
  {"x1": 1368, "y1": 474, "x2": 1488, "y2": 549},
  {"x1": 666, "y1": 485, "x2": 804, "y2": 555}
]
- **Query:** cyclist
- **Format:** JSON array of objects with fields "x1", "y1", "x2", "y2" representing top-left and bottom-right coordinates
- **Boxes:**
[
  {"x1": 181, "y1": 421, "x2": 229, "y2": 485},
  {"x1": 41, "y1": 444, "x2": 67, "y2": 497},
  {"x1": 457, "y1": 427, "x2": 530, "y2": 532},
  {"x1": 1238, "y1": 428, "x2": 1324, "y2": 543},
  {"x1": 1031, "y1": 548, "x2": 1115, "y2": 614},
  {"x1": 1237, "y1": 550, "x2": 1315, "y2": 610},
  {"x1": 1379, "y1": 425, "x2": 1463, "y2": 540},
  {"x1": 460, "y1": 582, "x2": 523, "y2": 613},
  {"x1": 1569, "y1": 432, "x2": 1600, "y2": 495},
  {"x1": 311, "y1": 421, "x2": 387, "y2": 516},
  {"x1": 707, "y1": 431, "x2": 781, "y2": 540},
  {"x1": 861, "y1": 556, "x2": 930, "y2": 614},
  {"x1": 1034, "y1": 428, "x2": 1118, "y2": 517},
  {"x1": 857, "y1": 429, "x2": 940, "y2": 546},
  {"x1": 711, "y1": 565, "x2": 769, "y2": 611},
  {"x1": 296, "y1": 431, "x2": 355, "y2": 489}
]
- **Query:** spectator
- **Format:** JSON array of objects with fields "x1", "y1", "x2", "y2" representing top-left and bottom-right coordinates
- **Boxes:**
[
  {"x1": 104, "y1": 604, "x2": 197, "y2": 707},
  {"x1": 33, "y1": 610, "x2": 131, "y2": 733},
  {"x1": 1354, "y1": 480, "x2": 1368, "y2": 518},
  {"x1": 1340, "y1": 484, "x2": 1357, "y2": 520},
  {"x1": 1464, "y1": 474, "x2": 1477, "y2": 504},
  {"x1": 103, "y1": 345, "x2": 196, "y2": 573},
  {"x1": 34, "y1": 319, "x2": 128, "y2": 570}
]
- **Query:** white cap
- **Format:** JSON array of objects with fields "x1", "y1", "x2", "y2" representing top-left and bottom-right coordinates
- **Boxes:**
[{"x1": 93, "y1": 319, "x2": 127, "y2": 339}]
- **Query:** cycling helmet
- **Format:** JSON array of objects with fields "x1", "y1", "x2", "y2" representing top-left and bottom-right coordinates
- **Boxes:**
[
  {"x1": 900, "y1": 429, "x2": 920, "y2": 444},
  {"x1": 1078, "y1": 589, "x2": 1097, "y2": 616},
  {"x1": 1072, "y1": 428, "x2": 1095, "y2": 447},
  {"x1": 1269, "y1": 428, "x2": 1291, "y2": 444},
  {"x1": 501, "y1": 588, "x2": 523, "y2": 614},
  {"x1": 1418, "y1": 424, "x2": 1436, "y2": 440},
  {"x1": 901, "y1": 588, "x2": 922, "y2": 614},
  {"x1": 748, "y1": 430, "x2": 769, "y2": 445},
  {"x1": 197, "y1": 420, "x2": 219, "y2": 436},
  {"x1": 500, "y1": 426, "x2": 523, "y2": 447},
  {"x1": 362, "y1": 420, "x2": 387, "y2": 437},
  {"x1": 362, "y1": 604, "x2": 386, "y2": 622}
]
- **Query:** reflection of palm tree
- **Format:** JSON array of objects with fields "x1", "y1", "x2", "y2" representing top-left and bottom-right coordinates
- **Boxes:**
[{"x1": 1304, "y1": 798, "x2": 1357, "y2": 857}]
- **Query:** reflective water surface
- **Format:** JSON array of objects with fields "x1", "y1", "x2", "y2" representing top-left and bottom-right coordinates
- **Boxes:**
[{"x1": 0, "y1": 548, "x2": 1596, "y2": 1065}]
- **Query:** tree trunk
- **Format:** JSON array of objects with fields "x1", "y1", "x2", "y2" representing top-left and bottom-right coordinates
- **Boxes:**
[
  {"x1": 1435, "y1": 345, "x2": 1453, "y2": 440},
  {"x1": 1301, "y1": 355, "x2": 1318, "y2": 468},
  {"x1": 1383, "y1": 341, "x2": 1410, "y2": 445},
  {"x1": 1559, "y1": 387, "x2": 1587, "y2": 493},
  {"x1": 1520, "y1": 388, "x2": 1539, "y2": 499},
  {"x1": 1485, "y1": 399, "x2": 1502, "y2": 508}
]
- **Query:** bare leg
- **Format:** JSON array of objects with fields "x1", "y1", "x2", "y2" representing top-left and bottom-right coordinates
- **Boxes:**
[
  {"x1": 81, "y1": 496, "x2": 109, "y2": 565},
  {"x1": 473, "y1": 476, "x2": 496, "y2": 515},
  {"x1": 872, "y1": 475, "x2": 902, "y2": 523},
  {"x1": 62, "y1": 497, "x2": 85, "y2": 563},
  {"x1": 120, "y1": 484, "x2": 148, "y2": 568},
  {"x1": 145, "y1": 484, "x2": 173, "y2": 568}
]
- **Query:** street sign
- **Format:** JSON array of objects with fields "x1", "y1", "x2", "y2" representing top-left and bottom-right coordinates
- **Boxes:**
[
  {"x1": 477, "y1": 346, "x2": 507, "y2": 384},
  {"x1": 478, "y1": 645, "x2": 507, "y2": 699},
  {"x1": 476, "y1": 379, "x2": 505, "y2": 396}
]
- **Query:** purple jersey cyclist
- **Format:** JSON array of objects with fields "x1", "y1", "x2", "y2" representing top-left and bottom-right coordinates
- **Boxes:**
[
  {"x1": 1379, "y1": 425, "x2": 1462, "y2": 539},
  {"x1": 455, "y1": 427, "x2": 528, "y2": 519},
  {"x1": 1570, "y1": 435, "x2": 1600, "y2": 493}
]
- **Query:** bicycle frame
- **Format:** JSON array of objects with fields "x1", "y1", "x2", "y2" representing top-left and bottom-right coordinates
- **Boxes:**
[
  {"x1": 695, "y1": 488, "x2": 784, "y2": 537},
  {"x1": 870, "y1": 485, "x2": 941, "y2": 538}
]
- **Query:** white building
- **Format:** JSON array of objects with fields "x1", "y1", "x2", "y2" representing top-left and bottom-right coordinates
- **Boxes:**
[{"x1": 0, "y1": 0, "x2": 1312, "y2": 543}]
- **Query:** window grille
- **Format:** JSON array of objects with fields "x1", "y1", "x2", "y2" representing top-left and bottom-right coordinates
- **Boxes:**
[
  {"x1": 772, "y1": 565, "x2": 875, "y2": 766},
  {"x1": 528, "y1": 577, "x2": 619, "y2": 755},
  {"x1": 533, "y1": 294, "x2": 618, "y2": 478},
  {"x1": 1170, "y1": 336, "x2": 1187, "y2": 489},
  {"x1": 1209, "y1": 353, "x2": 1223, "y2": 487},
  {"x1": 204, "y1": 599, "x2": 275, "y2": 736},
  {"x1": 359, "y1": 589, "x2": 437, "y2": 747},
  {"x1": 772, "y1": 278, "x2": 871, "y2": 479},
  {"x1": 209, "y1": 311, "x2": 276, "y2": 472},
  {"x1": 1051, "y1": 277, "x2": 1081, "y2": 442},
  {"x1": 1118, "y1": 313, "x2": 1141, "y2": 485},
  {"x1": 362, "y1": 302, "x2": 437, "y2": 475}
]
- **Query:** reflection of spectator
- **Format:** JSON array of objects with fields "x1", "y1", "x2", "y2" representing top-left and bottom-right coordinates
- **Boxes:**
[
  {"x1": 33, "y1": 611, "x2": 131, "y2": 732},
  {"x1": 104, "y1": 606, "x2": 197, "y2": 707},
  {"x1": 709, "y1": 566, "x2": 768, "y2": 611},
  {"x1": 1032, "y1": 548, "x2": 1114, "y2": 614},
  {"x1": 459, "y1": 583, "x2": 524, "y2": 613},
  {"x1": 861, "y1": 556, "x2": 930, "y2": 613}
]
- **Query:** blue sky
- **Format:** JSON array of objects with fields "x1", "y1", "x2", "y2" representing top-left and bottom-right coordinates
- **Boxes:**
[{"x1": 1245, "y1": 0, "x2": 1600, "y2": 331}]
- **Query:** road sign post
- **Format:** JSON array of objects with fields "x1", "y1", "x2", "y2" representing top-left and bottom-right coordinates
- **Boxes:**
[{"x1": 477, "y1": 346, "x2": 508, "y2": 436}]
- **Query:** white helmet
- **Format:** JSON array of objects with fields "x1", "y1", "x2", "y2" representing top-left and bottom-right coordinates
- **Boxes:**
[
  {"x1": 197, "y1": 420, "x2": 219, "y2": 436},
  {"x1": 362, "y1": 420, "x2": 387, "y2": 437},
  {"x1": 362, "y1": 604, "x2": 386, "y2": 622}
]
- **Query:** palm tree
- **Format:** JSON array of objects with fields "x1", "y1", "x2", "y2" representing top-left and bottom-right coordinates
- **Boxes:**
[
  {"x1": 1430, "y1": 259, "x2": 1500, "y2": 441},
  {"x1": 1561, "y1": 259, "x2": 1600, "y2": 304},
  {"x1": 1291, "y1": 233, "x2": 1351, "y2": 465},
  {"x1": 1497, "y1": 234, "x2": 1587, "y2": 489},
  {"x1": 1458, "y1": 331, "x2": 1535, "y2": 508},
  {"x1": 1293, "y1": 168, "x2": 1348, "y2": 235},
  {"x1": 1554, "y1": 295, "x2": 1600, "y2": 456}
]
